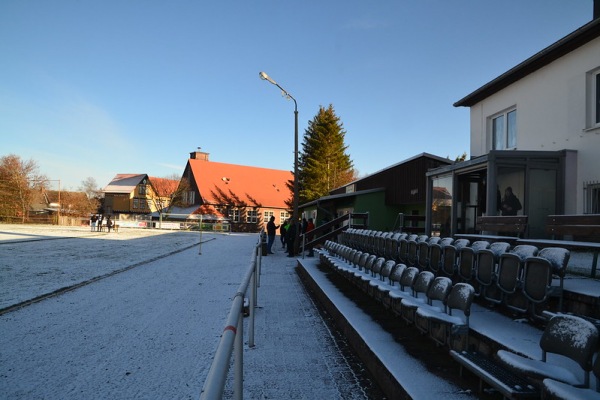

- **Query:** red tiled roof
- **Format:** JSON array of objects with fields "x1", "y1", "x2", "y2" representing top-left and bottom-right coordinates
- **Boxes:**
[
  {"x1": 188, "y1": 159, "x2": 291, "y2": 209},
  {"x1": 149, "y1": 176, "x2": 179, "y2": 195}
]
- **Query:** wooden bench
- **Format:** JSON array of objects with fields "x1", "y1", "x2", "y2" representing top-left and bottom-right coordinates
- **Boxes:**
[
  {"x1": 517, "y1": 214, "x2": 600, "y2": 278},
  {"x1": 98, "y1": 223, "x2": 119, "y2": 233},
  {"x1": 477, "y1": 215, "x2": 528, "y2": 237},
  {"x1": 454, "y1": 216, "x2": 528, "y2": 245},
  {"x1": 546, "y1": 214, "x2": 600, "y2": 240}
]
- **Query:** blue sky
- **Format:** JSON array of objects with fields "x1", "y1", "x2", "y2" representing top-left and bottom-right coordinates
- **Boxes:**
[{"x1": 0, "y1": 1, "x2": 594, "y2": 191}]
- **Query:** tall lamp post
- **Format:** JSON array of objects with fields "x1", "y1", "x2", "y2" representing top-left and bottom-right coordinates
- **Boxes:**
[{"x1": 259, "y1": 71, "x2": 299, "y2": 224}]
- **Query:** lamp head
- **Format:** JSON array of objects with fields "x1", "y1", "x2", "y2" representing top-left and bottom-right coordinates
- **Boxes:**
[{"x1": 259, "y1": 71, "x2": 276, "y2": 85}]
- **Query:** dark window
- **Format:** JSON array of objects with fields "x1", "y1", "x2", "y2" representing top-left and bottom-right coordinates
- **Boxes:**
[{"x1": 595, "y1": 73, "x2": 600, "y2": 124}]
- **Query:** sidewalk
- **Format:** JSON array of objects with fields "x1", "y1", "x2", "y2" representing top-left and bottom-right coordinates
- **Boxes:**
[
  {"x1": 237, "y1": 247, "x2": 386, "y2": 399},
  {"x1": 240, "y1": 247, "x2": 476, "y2": 399}
]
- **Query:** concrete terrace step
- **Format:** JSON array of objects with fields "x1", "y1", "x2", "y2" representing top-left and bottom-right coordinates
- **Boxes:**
[
  {"x1": 296, "y1": 255, "x2": 600, "y2": 399},
  {"x1": 297, "y1": 257, "x2": 480, "y2": 399}
]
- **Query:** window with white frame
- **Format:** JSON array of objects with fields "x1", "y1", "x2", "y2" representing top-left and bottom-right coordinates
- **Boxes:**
[
  {"x1": 491, "y1": 108, "x2": 517, "y2": 150},
  {"x1": 246, "y1": 209, "x2": 258, "y2": 223},
  {"x1": 264, "y1": 210, "x2": 274, "y2": 223},
  {"x1": 280, "y1": 211, "x2": 289, "y2": 224},
  {"x1": 231, "y1": 209, "x2": 240, "y2": 222},
  {"x1": 587, "y1": 68, "x2": 600, "y2": 129},
  {"x1": 596, "y1": 72, "x2": 600, "y2": 126},
  {"x1": 182, "y1": 190, "x2": 195, "y2": 205},
  {"x1": 584, "y1": 181, "x2": 600, "y2": 213},
  {"x1": 133, "y1": 198, "x2": 139, "y2": 209}
]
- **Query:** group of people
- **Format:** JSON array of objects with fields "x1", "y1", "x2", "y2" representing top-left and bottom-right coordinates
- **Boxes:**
[
  {"x1": 90, "y1": 214, "x2": 114, "y2": 232},
  {"x1": 266, "y1": 216, "x2": 315, "y2": 258}
]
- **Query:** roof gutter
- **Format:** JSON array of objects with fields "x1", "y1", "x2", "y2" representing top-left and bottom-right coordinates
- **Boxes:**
[{"x1": 454, "y1": 18, "x2": 600, "y2": 108}]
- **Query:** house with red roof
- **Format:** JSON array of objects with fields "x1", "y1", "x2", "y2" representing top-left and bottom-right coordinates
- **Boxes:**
[{"x1": 178, "y1": 151, "x2": 292, "y2": 232}]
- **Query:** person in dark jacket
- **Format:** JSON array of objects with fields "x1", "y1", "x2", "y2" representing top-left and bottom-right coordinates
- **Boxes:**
[
  {"x1": 280, "y1": 220, "x2": 288, "y2": 248},
  {"x1": 286, "y1": 220, "x2": 297, "y2": 257},
  {"x1": 266, "y1": 216, "x2": 279, "y2": 254},
  {"x1": 500, "y1": 187, "x2": 522, "y2": 216}
]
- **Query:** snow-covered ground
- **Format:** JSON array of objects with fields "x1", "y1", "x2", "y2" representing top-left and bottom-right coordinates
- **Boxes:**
[
  {"x1": 0, "y1": 226, "x2": 205, "y2": 310},
  {"x1": 2, "y1": 225, "x2": 598, "y2": 399},
  {"x1": 0, "y1": 226, "x2": 253, "y2": 399},
  {"x1": 0, "y1": 225, "x2": 383, "y2": 400}
]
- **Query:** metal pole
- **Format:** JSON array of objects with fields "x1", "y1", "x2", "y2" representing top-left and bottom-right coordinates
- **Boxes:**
[
  {"x1": 248, "y1": 256, "x2": 256, "y2": 348},
  {"x1": 293, "y1": 107, "x2": 299, "y2": 224},
  {"x1": 199, "y1": 215, "x2": 203, "y2": 255},
  {"x1": 256, "y1": 243, "x2": 262, "y2": 287},
  {"x1": 233, "y1": 309, "x2": 244, "y2": 400},
  {"x1": 199, "y1": 295, "x2": 243, "y2": 400},
  {"x1": 258, "y1": 72, "x2": 299, "y2": 228},
  {"x1": 58, "y1": 180, "x2": 61, "y2": 224}
]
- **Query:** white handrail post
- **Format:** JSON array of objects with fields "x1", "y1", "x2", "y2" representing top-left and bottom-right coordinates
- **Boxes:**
[
  {"x1": 198, "y1": 215, "x2": 203, "y2": 255},
  {"x1": 248, "y1": 265, "x2": 256, "y2": 348},
  {"x1": 199, "y1": 232, "x2": 263, "y2": 400},
  {"x1": 233, "y1": 309, "x2": 244, "y2": 400},
  {"x1": 256, "y1": 243, "x2": 262, "y2": 287}
]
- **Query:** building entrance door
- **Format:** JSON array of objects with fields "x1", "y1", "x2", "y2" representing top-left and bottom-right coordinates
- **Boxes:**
[{"x1": 457, "y1": 170, "x2": 487, "y2": 234}]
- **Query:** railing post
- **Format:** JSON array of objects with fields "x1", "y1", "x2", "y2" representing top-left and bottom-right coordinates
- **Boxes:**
[
  {"x1": 256, "y1": 243, "x2": 262, "y2": 287},
  {"x1": 199, "y1": 232, "x2": 263, "y2": 400},
  {"x1": 233, "y1": 308, "x2": 244, "y2": 400},
  {"x1": 248, "y1": 263, "x2": 256, "y2": 348}
]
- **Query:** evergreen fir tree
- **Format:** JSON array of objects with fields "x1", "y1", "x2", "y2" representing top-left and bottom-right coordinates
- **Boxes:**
[{"x1": 295, "y1": 104, "x2": 354, "y2": 204}]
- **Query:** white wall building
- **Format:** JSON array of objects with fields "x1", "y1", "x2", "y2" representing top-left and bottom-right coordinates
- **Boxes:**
[{"x1": 427, "y1": 12, "x2": 600, "y2": 237}]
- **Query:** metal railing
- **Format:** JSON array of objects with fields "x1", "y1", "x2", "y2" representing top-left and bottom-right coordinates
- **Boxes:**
[
  {"x1": 199, "y1": 232, "x2": 263, "y2": 400},
  {"x1": 300, "y1": 212, "x2": 369, "y2": 257}
]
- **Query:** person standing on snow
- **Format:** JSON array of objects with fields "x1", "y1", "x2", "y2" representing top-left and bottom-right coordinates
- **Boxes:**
[
  {"x1": 280, "y1": 220, "x2": 288, "y2": 248},
  {"x1": 266, "y1": 216, "x2": 279, "y2": 255},
  {"x1": 286, "y1": 220, "x2": 298, "y2": 257}
]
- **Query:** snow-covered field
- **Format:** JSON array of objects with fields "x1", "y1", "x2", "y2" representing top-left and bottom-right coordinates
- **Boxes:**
[
  {"x1": 0, "y1": 225, "x2": 209, "y2": 311},
  {"x1": 0, "y1": 225, "x2": 258, "y2": 399},
  {"x1": 0, "y1": 225, "x2": 382, "y2": 400}
]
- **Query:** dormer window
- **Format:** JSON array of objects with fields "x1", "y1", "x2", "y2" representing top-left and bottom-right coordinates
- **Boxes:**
[
  {"x1": 139, "y1": 180, "x2": 147, "y2": 195},
  {"x1": 491, "y1": 108, "x2": 517, "y2": 150}
]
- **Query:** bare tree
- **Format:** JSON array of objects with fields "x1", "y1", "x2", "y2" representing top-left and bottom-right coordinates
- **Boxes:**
[
  {"x1": 78, "y1": 177, "x2": 101, "y2": 215},
  {"x1": 57, "y1": 190, "x2": 99, "y2": 216},
  {"x1": 0, "y1": 154, "x2": 47, "y2": 222},
  {"x1": 79, "y1": 177, "x2": 101, "y2": 199},
  {"x1": 149, "y1": 175, "x2": 186, "y2": 215}
]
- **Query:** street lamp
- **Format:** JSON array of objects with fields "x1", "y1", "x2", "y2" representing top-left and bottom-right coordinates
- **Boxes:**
[{"x1": 259, "y1": 71, "x2": 299, "y2": 225}]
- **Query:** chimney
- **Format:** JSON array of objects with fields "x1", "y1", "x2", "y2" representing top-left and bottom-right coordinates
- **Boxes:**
[
  {"x1": 190, "y1": 150, "x2": 209, "y2": 161},
  {"x1": 595, "y1": 0, "x2": 600, "y2": 20}
]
